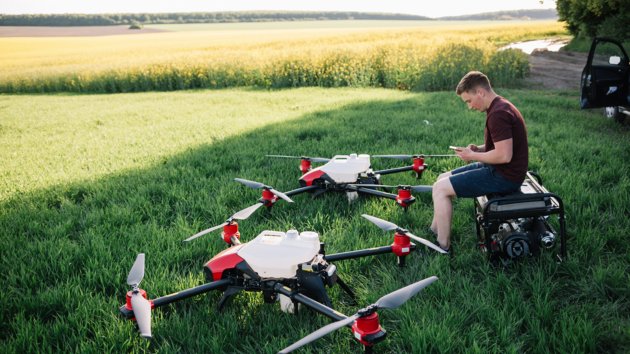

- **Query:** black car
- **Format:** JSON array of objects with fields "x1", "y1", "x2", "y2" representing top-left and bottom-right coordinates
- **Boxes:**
[{"x1": 580, "y1": 37, "x2": 629, "y2": 123}]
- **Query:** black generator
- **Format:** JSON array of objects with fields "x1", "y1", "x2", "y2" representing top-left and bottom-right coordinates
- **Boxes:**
[{"x1": 475, "y1": 171, "x2": 566, "y2": 265}]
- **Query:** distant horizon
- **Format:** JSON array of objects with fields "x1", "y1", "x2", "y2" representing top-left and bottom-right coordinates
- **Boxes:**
[
  {"x1": 0, "y1": 8, "x2": 558, "y2": 20},
  {"x1": 0, "y1": 0, "x2": 556, "y2": 19}
]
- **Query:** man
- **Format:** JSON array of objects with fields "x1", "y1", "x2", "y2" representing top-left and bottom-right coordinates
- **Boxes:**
[{"x1": 431, "y1": 71, "x2": 528, "y2": 253}]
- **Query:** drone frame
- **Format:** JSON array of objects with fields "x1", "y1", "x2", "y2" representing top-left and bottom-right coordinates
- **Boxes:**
[
  {"x1": 240, "y1": 153, "x2": 456, "y2": 211},
  {"x1": 119, "y1": 215, "x2": 442, "y2": 352}
]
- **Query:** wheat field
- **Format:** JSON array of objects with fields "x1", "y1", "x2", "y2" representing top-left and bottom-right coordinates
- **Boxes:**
[{"x1": 0, "y1": 20, "x2": 567, "y2": 92}]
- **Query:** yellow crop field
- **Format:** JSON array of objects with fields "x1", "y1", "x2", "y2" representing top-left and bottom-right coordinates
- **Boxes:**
[{"x1": 0, "y1": 20, "x2": 567, "y2": 92}]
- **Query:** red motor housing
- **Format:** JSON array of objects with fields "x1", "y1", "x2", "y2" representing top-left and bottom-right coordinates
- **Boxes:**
[
  {"x1": 261, "y1": 188, "x2": 278, "y2": 207},
  {"x1": 300, "y1": 159, "x2": 312, "y2": 174},
  {"x1": 125, "y1": 289, "x2": 154, "y2": 312},
  {"x1": 222, "y1": 222, "x2": 240, "y2": 245},
  {"x1": 412, "y1": 156, "x2": 426, "y2": 178},
  {"x1": 391, "y1": 232, "x2": 412, "y2": 257},
  {"x1": 396, "y1": 188, "x2": 416, "y2": 208},
  {"x1": 352, "y1": 312, "x2": 386, "y2": 346}
]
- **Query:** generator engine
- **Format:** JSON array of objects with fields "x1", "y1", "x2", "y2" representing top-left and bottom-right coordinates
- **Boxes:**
[
  {"x1": 475, "y1": 171, "x2": 566, "y2": 265},
  {"x1": 480, "y1": 217, "x2": 558, "y2": 260}
]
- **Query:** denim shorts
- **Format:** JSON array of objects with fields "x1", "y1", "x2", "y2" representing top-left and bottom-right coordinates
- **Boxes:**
[{"x1": 449, "y1": 162, "x2": 521, "y2": 198}]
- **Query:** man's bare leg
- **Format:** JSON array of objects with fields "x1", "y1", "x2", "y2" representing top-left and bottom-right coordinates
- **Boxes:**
[
  {"x1": 430, "y1": 171, "x2": 453, "y2": 235},
  {"x1": 432, "y1": 176, "x2": 457, "y2": 250}
]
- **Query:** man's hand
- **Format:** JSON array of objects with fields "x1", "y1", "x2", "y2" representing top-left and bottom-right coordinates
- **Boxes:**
[{"x1": 456, "y1": 147, "x2": 476, "y2": 162}]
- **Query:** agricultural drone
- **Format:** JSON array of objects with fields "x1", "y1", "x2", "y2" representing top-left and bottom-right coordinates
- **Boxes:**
[
  {"x1": 120, "y1": 213, "x2": 445, "y2": 353},
  {"x1": 233, "y1": 153, "x2": 455, "y2": 211}
]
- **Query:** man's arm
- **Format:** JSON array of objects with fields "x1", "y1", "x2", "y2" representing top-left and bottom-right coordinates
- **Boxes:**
[
  {"x1": 459, "y1": 139, "x2": 512, "y2": 164},
  {"x1": 468, "y1": 144, "x2": 486, "y2": 152}
]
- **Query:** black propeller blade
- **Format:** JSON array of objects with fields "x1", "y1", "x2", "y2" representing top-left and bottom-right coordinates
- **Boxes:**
[
  {"x1": 234, "y1": 178, "x2": 294, "y2": 203},
  {"x1": 362, "y1": 214, "x2": 447, "y2": 254},
  {"x1": 279, "y1": 276, "x2": 438, "y2": 353}
]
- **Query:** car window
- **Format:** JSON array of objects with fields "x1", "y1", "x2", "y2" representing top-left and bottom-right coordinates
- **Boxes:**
[{"x1": 592, "y1": 42, "x2": 627, "y2": 66}]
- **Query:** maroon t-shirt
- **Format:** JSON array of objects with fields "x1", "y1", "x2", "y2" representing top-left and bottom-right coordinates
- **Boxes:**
[{"x1": 484, "y1": 96, "x2": 528, "y2": 184}]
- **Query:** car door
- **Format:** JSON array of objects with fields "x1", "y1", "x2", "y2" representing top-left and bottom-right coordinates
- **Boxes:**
[{"x1": 580, "y1": 37, "x2": 629, "y2": 109}]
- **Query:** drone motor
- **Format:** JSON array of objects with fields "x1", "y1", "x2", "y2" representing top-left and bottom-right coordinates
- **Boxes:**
[
  {"x1": 222, "y1": 222, "x2": 241, "y2": 245},
  {"x1": 300, "y1": 159, "x2": 311, "y2": 174},
  {"x1": 412, "y1": 156, "x2": 426, "y2": 178},
  {"x1": 395, "y1": 187, "x2": 416, "y2": 209},
  {"x1": 391, "y1": 230, "x2": 412, "y2": 266},
  {"x1": 352, "y1": 312, "x2": 387, "y2": 347},
  {"x1": 261, "y1": 188, "x2": 278, "y2": 207}
]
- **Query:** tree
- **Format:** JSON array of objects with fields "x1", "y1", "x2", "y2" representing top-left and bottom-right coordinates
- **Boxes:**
[{"x1": 556, "y1": 0, "x2": 630, "y2": 40}]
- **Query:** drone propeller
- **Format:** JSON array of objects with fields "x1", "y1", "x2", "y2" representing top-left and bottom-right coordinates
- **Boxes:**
[
  {"x1": 373, "y1": 154, "x2": 457, "y2": 159},
  {"x1": 234, "y1": 178, "x2": 294, "y2": 203},
  {"x1": 279, "y1": 276, "x2": 438, "y2": 353},
  {"x1": 362, "y1": 214, "x2": 447, "y2": 254},
  {"x1": 126, "y1": 253, "x2": 152, "y2": 338},
  {"x1": 183, "y1": 203, "x2": 264, "y2": 242},
  {"x1": 266, "y1": 154, "x2": 331, "y2": 163},
  {"x1": 350, "y1": 184, "x2": 432, "y2": 193}
]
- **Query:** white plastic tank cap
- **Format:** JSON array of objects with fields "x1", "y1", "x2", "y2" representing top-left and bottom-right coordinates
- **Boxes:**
[{"x1": 286, "y1": 230, "x2": 299, "y2": 239}]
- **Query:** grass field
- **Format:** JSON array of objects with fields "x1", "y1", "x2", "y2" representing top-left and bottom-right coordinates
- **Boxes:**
[
  {"x1": 1, "y1": 86, "x2": 629, "y2": 353},
  {"x1": 0, "y1": 21, "x2": 566, "y2": 92}
]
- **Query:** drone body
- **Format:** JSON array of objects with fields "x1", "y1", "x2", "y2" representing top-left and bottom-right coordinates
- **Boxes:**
[
  {"x1": 240, "y1": 152, "x2": 457, "y2": 211},
  {"x1": 206, "y1": 229, "x2": 321, "y2": 280},
  {"x1": 299, "y1": 154, "x2": 374, "y2": 186},
  {"x1": 120, "y1": 214, "x2": 445, "y2": 352}
]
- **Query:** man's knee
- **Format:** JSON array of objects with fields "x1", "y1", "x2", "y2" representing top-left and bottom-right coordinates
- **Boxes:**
[
  {"x1": 433, "y1": 177, "x2": 456, "y2": 198},
  {"x1": 436, "y1": 171, "x2": 451, "y2": 182}
]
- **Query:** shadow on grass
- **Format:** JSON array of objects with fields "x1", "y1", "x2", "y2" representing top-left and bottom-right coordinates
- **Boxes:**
[{"x1": 1, "y1": 91, "x2": 629, "y2": 353}]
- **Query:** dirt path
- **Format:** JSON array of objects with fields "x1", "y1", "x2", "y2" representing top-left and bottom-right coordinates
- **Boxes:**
[{"x1": 523, "y1": 49, "x2": 587, "y2": 90}]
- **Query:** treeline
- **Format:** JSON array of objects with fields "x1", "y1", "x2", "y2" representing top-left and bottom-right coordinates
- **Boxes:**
[
  {"x1": 556, "y1": 0, "x2": 629, "y2": 40},
  {"x1": 439, "y1": 9, "x2": 558, "y2": 21},
  {"x1": 0, "y1": 11, "x2": 431, "y2": 26}
]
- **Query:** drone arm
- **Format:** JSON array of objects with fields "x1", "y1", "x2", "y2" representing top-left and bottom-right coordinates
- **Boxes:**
[
  {"x1": 353, "y1": 186, "x2": 398, "y2": 200},
  {"x1": 152, "y1": 278, "x2": 232, "y2": 307},
  {"x1": 274, "y1": 283, "x2": 348, "y2": 322},
  {"x1": 372, "y1": 165, "x2": 413, "y2": 176},
  {"x1": 324, "y1": 245, "x2": 395, "y2": 262},
  {"x1": 284, "y1": 185, "x2": 320, "y2": 197},
  {"x1": 120, "y1": 278, "x2": 232, "y2": 319}
]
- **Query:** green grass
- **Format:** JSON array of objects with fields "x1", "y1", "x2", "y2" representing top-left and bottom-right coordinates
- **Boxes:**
[
  {"x1": 1, "y1": 87, "x2": 629, "y2": 353},
  {"x1": 563, "y1": 36, "x2": 630, "y2": 53}
]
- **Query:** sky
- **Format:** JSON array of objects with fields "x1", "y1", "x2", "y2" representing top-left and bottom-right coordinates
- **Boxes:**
[{"x1": 0, "y1": 0, "x2": 556, "y2": 18}]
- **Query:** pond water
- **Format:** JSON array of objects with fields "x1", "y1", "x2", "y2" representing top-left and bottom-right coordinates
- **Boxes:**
[{"x1": 502, "y1": 38, "x2": 569, "y2": 54}]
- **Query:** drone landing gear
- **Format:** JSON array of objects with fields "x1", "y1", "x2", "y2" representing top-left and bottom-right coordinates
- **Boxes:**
[
  {"x1": 312, "y1": 188, "x2": 327, "y2": 198},
  {"x1": 335, "y1": 276, "x2": 357, "y2": 305},
  {"x1": 298, "y1": 270, "x2": 333, "y2": 307},
  {"x1": 217, "y1": 286, "x2": 243, "y2": 311}
]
